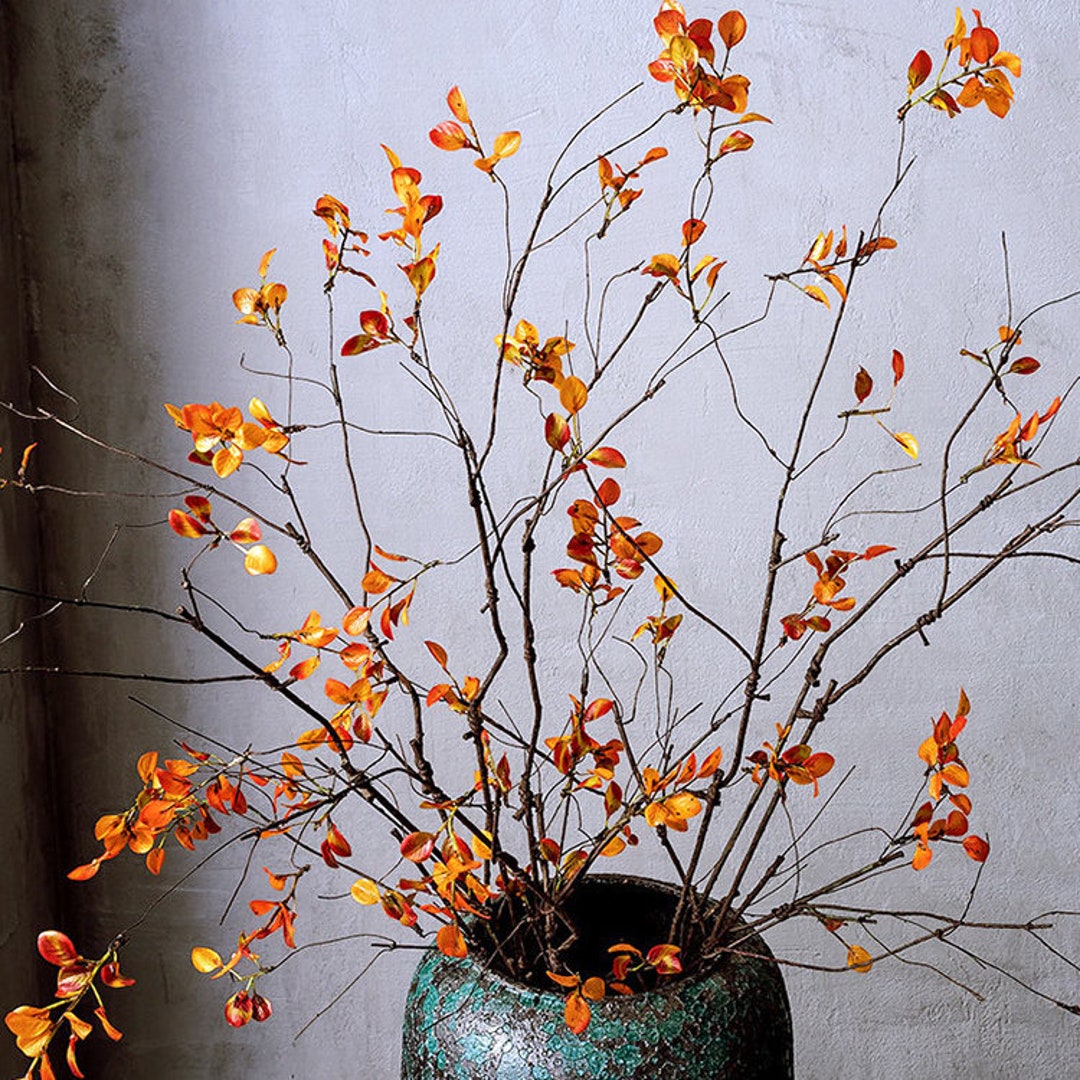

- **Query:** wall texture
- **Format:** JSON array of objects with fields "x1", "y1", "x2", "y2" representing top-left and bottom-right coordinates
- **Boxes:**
[{"x1": 3, "y1": 2, "x2": 1077, "y2": 1078}]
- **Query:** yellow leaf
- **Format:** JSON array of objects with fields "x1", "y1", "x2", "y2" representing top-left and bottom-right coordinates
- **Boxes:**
[
  {"x1": 846, "y1": 944, "x2": 873, "y2": 973},
  {"x1": 493, "y1": 130, "x2": 521, "y2": 159},
  {"x1": 190, "y1": 946, "x2": 223, "y2": 973},
  {"x1": 669, "y1": 34, "x2": 700, "y2": 70},
  {"x1": 244, "y1": 544, "x2": 278, "y2": 575},
  {"x1": 599, "y1": 834, "x2": 626, "y2": 857},
  {"x1": 892, "y1": 431, "x2": 919, "y2": 459},
  {"x1": 350, "y1": 878, "x2": 381, "y2": 905},
  {"x1": 803, "y1": 284, "x2": 830, "y2": 308}
]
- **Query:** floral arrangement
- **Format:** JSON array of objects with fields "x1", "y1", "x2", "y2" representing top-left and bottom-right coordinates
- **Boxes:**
[{"x1": 3, "y1": 5, "x2": 1076, "y2": 1076}]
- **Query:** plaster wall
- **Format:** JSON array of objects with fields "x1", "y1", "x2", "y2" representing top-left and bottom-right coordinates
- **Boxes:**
[{"x1": 3, "y1": 2, "x2": 1077, "y2": 1078}]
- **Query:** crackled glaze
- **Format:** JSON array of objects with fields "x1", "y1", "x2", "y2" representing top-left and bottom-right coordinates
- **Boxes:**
[{"x1": 400, "y1": 878, "x2": 792, "y2": 1079}]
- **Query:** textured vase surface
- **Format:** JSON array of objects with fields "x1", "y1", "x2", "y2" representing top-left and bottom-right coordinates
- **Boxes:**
[{"x1": 400, "y1": 875, "x2": 793, "y2": 1079}]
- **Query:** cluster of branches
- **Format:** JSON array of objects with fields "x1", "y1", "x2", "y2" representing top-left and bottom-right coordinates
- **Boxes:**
[{"x1": 2, "y1": 7, "x2": 1077, "y2": 1066}]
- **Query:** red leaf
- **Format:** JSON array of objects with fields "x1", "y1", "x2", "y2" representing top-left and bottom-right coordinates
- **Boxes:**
[
  {"x1": 168, "y1": 510, "x2": 207, "y2": 539},
  {"x1": 1007, "y1": 356, "x2": 1039, "y2": 375},
  {"x1": 596, "y1": 478, "x2": 621, "y2": 507},
  {"x1": 891, "y1": 349, "x2": 905, "y2": 384},
  {"x1": 400, "y1": 831, "x2": 436, "y2": 863},
  {"x1": 907, "y1": 49, "x2": 932, "y2": 93},
  {"x1": 37, "y1": 931, "x2": 78, "y2": 967}
]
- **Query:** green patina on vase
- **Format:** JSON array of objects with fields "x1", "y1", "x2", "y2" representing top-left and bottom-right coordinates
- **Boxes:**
[{"x1": 400, "y1": 875, "x2": 793, "y2": 1079}]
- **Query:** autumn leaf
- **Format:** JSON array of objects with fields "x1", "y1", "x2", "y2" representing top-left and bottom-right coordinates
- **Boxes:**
[
  {"x1": 891, "y1": 431, "x2": 919, "y2": 459},
  {"x1": 436, "y1": 923, "x2": 468, "y2": 959},
  {"x1": 560, "y1": 376, "x2": 589, "y2": 415},
  {"x1": 907, "y1": 50, "x2": 932, "y2": 94},
  {"x1": 1008, "y1": 356, "x2": 1039, "y2": 375},
  {"x1": 564, "y1": 991, "x2": 591, "y2": 1034},
  {"x1": 681, "y1": 218, "x2": 707, "y2": 246},
  {"x1": 586, "y1": 447, "x2": 626, "y2": 469},
  {"x1": 400, "y1": 831, "x2": 436, "y2": 863},
  {"x1": 430, "y1": 120, "x2": 470, "y2": 151},
  {"x1": 191, "y1": 946, "x2": 223, "y2": 973},
  {"x1": 244, "y1": 544, "x2": 277, "y2": 575},
  {"x1": 846, "y1": 944, "x2": 873, "y2": 973},
  {"x1": 854, "y1": 367, "x2": 873, "y2": 403},
  {"x1": 716, "y1": 130, "x2": 753, "y2": 157},
  {"x1": 963, "y1": 835, "x2": 990, "y2": 862},
  {"x1": 717, "y1": 10, "x2": 747, "y2": 49}
]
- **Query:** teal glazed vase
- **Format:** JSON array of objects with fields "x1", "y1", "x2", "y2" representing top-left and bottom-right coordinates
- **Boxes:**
[{"x1": 400, "y1": 875, "x2": 793, "y2": 1079}]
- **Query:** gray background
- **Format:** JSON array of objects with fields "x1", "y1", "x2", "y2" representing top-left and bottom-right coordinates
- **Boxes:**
[{"x1": 2, "y1": 2, "x2": 1077, "y2": 1077}]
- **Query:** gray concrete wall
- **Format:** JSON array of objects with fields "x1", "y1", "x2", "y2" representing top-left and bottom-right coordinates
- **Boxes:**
[
  {"x1": 3, "y1": 2, "x2": 1077, "y2": 1077},
  {"x1": 0, "y1": 2, "x2": 59, "y2": 1066}
]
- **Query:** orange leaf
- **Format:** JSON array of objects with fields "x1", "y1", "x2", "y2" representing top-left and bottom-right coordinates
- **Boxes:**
[
  {"x1": 581, "y1": 977, "x2": 606, "y2": 1002},
  {"x1": 437, "y1": 923, "x2": 468, "y2": 959},
  {"x1": 446, "y1": 85, "x2": 470, "y2": 123},
  {"x1": 940, "y1": 762, "x2": 970, "y2": 788},
  {"x1": 716, "y1": 10, "x2": 747, "y2": 48},
  {"x1": 425, "y1": 640, "x2": 449, "y2": 669},
  {"x1": 546, "y1": 413, "x2": 571, "y2": 451},
  {"x1": 288, "y1": 656, "x2": 320, "y2": 682},
  {"x1": 94, "y1": 1007, "x2": 123, "y2": 1042},
  {"x1": 546, "y1": 970, "x2": 579, "y2": 989},
  {"x1": 803, "y1": 284, "x2": 830, "y2": 308},
  {"x1": 970, "y1": 25, "x2": 999, "y2": 64},
  {"x1": 642, "y1": 252, "x2": 681, "y2": 280},
  {"x1": 681, "y1": 218, "x2": 707, "y2": 246},
  {"x1": 342, "y1": 605, "x2": 372, "y2": 636},
  {"x1": 362, "y1": 566, "x2": 394, "y2": 595},
  {"x1": 912, "y1": 843, "x2": 933, "y2": 870},
  {"x1": 596, "y1": 478, "x2": 621, "y2": 507},
  {"x1": 857, "y1": 236, "x2": 898, "y2": 257},
  {"x1": 564, "y1": 991, "x2": 591, "y2": 1035},
  {"x1": 560, "y1": 376, "x2": 589, "y2": 415},
  {"x1": 963, "y1": 835, "x2": 990, "y2": 862},
  {"x1": 992, "y1": 50, "x2": 1021, "y2": 77}
]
